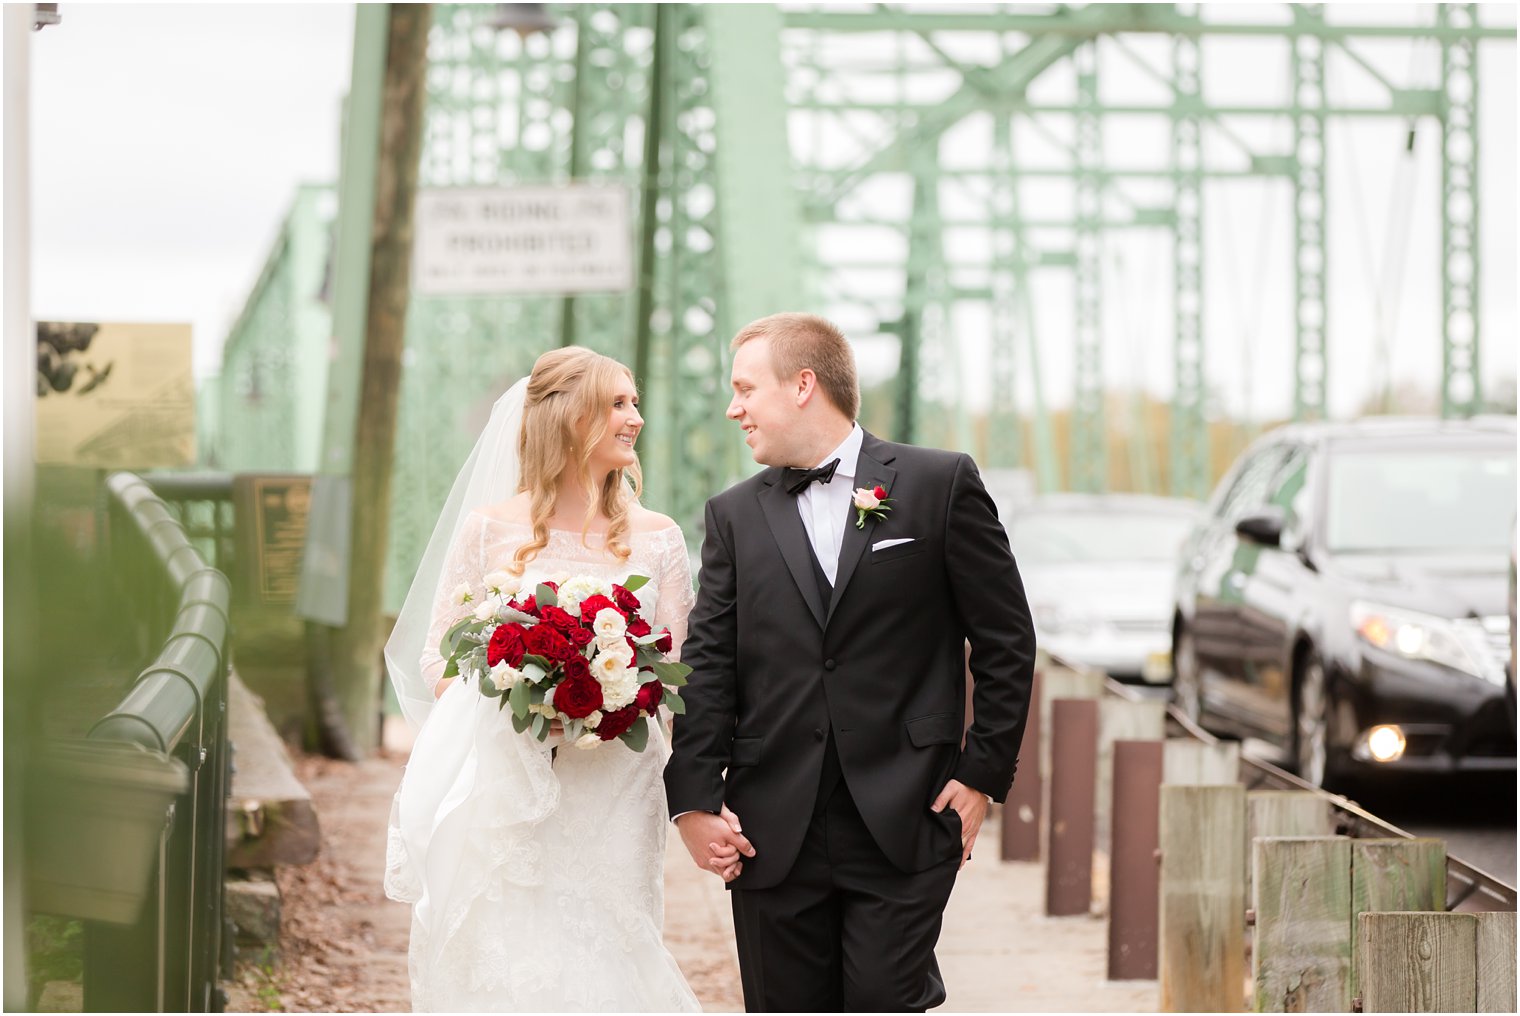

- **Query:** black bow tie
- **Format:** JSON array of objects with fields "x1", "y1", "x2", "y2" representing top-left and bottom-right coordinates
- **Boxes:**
[{"x1": 783, "y1": 458, "x2": 840, "y2": 496}]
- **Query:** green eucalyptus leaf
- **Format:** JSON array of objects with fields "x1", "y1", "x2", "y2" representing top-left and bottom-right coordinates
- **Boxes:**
[
  {"x1": 510, "y1": 710, "x2": 531, "y2": 732},
  {"x1": 530, "y1": 712, "x2": 546, "y2": 739},
  {"x1": 663, "y1": 689, "x2": 687, "y2": 715},
  {"x1": 535, "y1": 583, "x2": 558, "y2": 609},
  {"x1": 620, "y1": 718, "x2": 650, "y2": 752},
  {"x1": 621, "y1": 575, "x2": 650, "y2": 593},
  {"x1": 508, "y1": 679, "x2": 531, "y2": 719},
  {"x1": 651, "y1": 661, "x2": 690, "y2": 687}
]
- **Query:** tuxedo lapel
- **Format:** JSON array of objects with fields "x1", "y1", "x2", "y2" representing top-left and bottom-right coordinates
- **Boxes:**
[
  {"x1": 757, "y1": 473, "x2": 828, "y2": 629},
  {"x1": 827, "y1": 435, "x2": 898, "y2": 626}
]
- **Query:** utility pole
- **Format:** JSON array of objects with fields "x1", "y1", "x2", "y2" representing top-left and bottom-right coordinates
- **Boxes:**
[{"x1": 320, "y1": 4, "x2": 432, "y2": 755}]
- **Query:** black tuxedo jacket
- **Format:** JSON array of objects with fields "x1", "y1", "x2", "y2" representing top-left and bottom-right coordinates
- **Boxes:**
[{"x1": 665, "y1": 431, "x2": 1037, "y2": 889}]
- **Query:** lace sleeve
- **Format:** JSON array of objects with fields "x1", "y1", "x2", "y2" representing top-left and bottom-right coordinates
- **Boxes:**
[
  {"x1": 652, "y1": 527, "x2": 696, "y2": 662},
  {"x1": 419, "y1": 510, "x2": 488, "y2": 693}
]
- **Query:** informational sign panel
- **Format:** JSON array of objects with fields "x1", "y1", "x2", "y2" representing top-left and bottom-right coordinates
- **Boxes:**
[
  {"x1": 35, "y1": 321, "x2": 195, "y2": 468},
  {"x1": 234, "y1": 474, "x2": 313, "y2": 606},
  {"x1": 412, "y1": 185, "x2": 633, "y2": 296}
]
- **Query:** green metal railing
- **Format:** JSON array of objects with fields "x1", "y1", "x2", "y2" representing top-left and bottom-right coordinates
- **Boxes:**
[{"x1": 28, "y1": 473, "x2": 233, "y2": 1011}]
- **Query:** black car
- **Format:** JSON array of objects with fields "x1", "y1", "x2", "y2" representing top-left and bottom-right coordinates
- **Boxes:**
[{"x1": 1171, "y1": 416, "x2": 1516, "y2": 787}]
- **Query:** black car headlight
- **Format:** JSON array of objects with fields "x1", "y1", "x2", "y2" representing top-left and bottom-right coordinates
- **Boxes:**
[{"x1": 1351, "y1": 600, "x2": 1504, "y2": 686}]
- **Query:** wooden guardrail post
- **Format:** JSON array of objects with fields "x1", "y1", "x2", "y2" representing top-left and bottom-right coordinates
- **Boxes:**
[
  {"x1": 1476, "y1": 911, "x2": 1517, "y2": 1013},
  {"x1": 1107, "y1": 739, "x2": 1163, "y2": 980},
  {"x1": 1046, "y1": 697, "x2": 1099, "y2": 916},
  {"x1": 1351, "y1": 838, "x2": 1446, "y2": 1001},
  {"x1": 1096, "y1": 698, "x2": 1165, "y2": 855},
  {"x1": 1160, "y1": 784, "x2": 1247, "y2": 1012},
  {"x1": 1162, "y1": 738, "x2": 1239, "y2": 785},
  {"x1": 1359, "y1": 912, "x2": 1476, "y2": 1012},
  {"x1": 1001, "y1": 669, "x2": 1042, "y2": 861},
  {"x1": 1247, "y1": 790, "x2": 1333, "y2": 902},
  {"x1": 1252, "y1": 837, "x2": 1352, "y2": 1012}
]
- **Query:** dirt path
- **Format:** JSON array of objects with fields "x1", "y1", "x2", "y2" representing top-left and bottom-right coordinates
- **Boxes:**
[{"x1": 225, "y1": 746, "x2": 743, "y2": 1012}]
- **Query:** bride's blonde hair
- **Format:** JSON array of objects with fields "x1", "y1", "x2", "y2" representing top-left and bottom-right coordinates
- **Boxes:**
[{"x1": 510, "y1": 346, "x2": 643, "y2": 575}]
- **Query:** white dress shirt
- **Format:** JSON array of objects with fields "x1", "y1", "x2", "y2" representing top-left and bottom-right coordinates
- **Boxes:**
[{"x1": 796, "y1": 424, "x2": 863, "y2": 586}]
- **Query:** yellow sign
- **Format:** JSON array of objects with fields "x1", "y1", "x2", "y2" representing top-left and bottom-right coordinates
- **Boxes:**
[{"x1": 35, "y1": 321, "x2": 194, "y2": 468}]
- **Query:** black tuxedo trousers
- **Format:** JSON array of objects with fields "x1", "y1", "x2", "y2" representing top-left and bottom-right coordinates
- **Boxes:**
[{"x1": 666, "y1": 433, "x2": 1036, "y2": 1011}]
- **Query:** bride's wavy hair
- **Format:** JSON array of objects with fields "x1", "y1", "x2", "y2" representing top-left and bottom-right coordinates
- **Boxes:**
[{"x1": 511, "y1": 346, "x2": 643, "y2": 575}]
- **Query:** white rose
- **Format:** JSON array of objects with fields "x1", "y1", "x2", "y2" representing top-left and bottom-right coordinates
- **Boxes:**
[
  {"x1": 555, "y1": 575, "x2": 602, "y2": 615},
  {"x1": 591, "y1": 653, "x2": 639, "y2": 710},
  {"x1": 593, "y1": 607, "x2": 627, "y2": 640},
  {"x1": 574, "y1": 732, "x2": 602, "y2": 750},
  {"x1": 597, "y1": 638, "x2": 635, "y2": 668},
  {"x1": 452, "y1": 582, "x2": 475, "y2": 606},
  {"x1": 483, "y1": 570, "x2": 520, "y2": 598},
  {"x1": 473, "y1": 599, "x2": 499, "y2": 622},
  {"x1": 584, "y1": 710, "x2": 603, "y2": 729},
  {"x1": 852, "y1": 486, "x2": 881, "y2": 511},
  {"x1": 487, "y1": 663, "x2": 524, "y2": 693}
]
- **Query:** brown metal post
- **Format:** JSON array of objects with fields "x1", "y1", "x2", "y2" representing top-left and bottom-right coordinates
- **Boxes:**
[
  {"x1": 1046, "y1": 696, "x2": 1098, "y2": 916},
  {"x1": 1001, "y1": 669, "x2": 1042, "y2": 861},
  {"x1": 1108, "y1": 739, "x2": 1164, "y2": 980}
]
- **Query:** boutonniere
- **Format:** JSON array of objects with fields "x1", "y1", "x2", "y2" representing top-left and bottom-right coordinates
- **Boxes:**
[{"x1": 852, "y1": 484, "x2": 893, "y2": 529}]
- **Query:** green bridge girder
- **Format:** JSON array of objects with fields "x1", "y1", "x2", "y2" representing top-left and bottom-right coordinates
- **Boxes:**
[{"x1": 199, "y1": 3, "x2": 1512, "y2": 613}]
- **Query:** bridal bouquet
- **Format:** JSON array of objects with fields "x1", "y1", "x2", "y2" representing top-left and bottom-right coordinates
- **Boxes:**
[{"x1": 439, "y1": 573, "x2": 689, "y2": 752}]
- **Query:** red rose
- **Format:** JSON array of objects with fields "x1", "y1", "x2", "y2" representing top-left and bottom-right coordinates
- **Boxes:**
[
  {"x1": 654, "y1": 629, "x2": 674, "y2": 655},
  {"x1": 612, "y1": 584, "x2": 642, "y2": 615},
  {"x1": 538, "y1": 605, "x2": 579, "y2": 633},
  {"x1": 872, "y1": 484, "x2": 887, "y2": 500},
  {"x1": 554, "y1": 674, "x2": 603, "y2": 719},
  {"x1": 523, "y1": 623, "x2": 574, "y2": 662},
  {"x1": 565, "y1": 625, "x2": 594, "y2": 650},
  {"x1": 541, "y1": 580, "x2": 559, "y2": 593},
  {"x1": 577, "y1": 593, "x2": 620, "y2": 621},
  {"x1": 561, "y1": 656, "x2": 591, "y2": 682},
  {"x1": 596, "y1": 704, "x2": 641, "y2": 741},
  {"x1": 626, "y1": 617, "x2": 652, "y2": 639},
  {"x1": 634, "y1": 680, "x2": 664, "y2": 715},
  {"x1": 510, "y1": 594, "x2": 539, "y2": 616},
  {"x1": 487, "y1": 623, "x2": 527, "y2": 667}
]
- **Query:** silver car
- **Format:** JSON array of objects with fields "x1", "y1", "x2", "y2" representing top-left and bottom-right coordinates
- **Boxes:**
[{"x1": 1008, "y1": 494, "x2": 1201, "y2": 683}]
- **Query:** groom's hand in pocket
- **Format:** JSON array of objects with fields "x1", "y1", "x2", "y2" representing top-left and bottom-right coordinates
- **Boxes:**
[
  {"x1": 676, "y1": 805, "x2": 754, "y2": 882},
  {"x1": 932, "y1": 779, "x2": 990, "y2": 870}
]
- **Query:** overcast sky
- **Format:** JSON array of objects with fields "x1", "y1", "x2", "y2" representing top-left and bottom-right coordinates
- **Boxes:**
[{"x1": 27, "y1": 3, "x2": 1518, "y2": 422}]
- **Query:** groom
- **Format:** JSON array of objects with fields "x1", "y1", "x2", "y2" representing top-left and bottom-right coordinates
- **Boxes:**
[{"x1": 665, "y1": 313, "x2": 1036, "y2": 1011}]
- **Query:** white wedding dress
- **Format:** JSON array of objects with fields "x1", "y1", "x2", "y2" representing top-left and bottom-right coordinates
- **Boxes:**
[{"x1": 384, "y1": 512, "x2": 702, "y2": 1012}]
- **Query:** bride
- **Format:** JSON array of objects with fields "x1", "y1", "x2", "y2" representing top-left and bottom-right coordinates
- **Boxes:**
[{"x1": 384, "y1": 347, "x2": 703, "y2": 1011}]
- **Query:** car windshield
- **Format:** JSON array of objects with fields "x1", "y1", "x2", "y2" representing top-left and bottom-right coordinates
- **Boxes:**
[
  {"x1": 1326, "y1": 445, "x2": 1516, "y2": 553},
  {"x1": 1011, "y1": 510, "x2": 1195, "y2": 565}
]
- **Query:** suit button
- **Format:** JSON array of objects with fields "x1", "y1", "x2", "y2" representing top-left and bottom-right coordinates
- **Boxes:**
[
  {"x1": 824, "y1": 659, "x2": 837, "y2": 670},
  {"x1": 813, "y1": 728, "x2": 825, "y2": 741}
]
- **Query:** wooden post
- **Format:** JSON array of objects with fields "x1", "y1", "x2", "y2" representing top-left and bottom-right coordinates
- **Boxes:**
[
  {"x1": 1159, "y1": 784, "x2": 1246, "y2": 1012},
  {"x1": 1162, "y1": 738, "x2": 1239, "y2": 785},
  {"x1": 1095, "y1": 698, "x2": 1165, "y2": 856},
  {"x1": 1252, "y1": 837, "x2": 1352, "y2": 1012},
  {"x1": 1001, "y1": 669, "x2": 1042, "y2": 861},
  {"x1": 1107, "y1": 739, "x2": 1163, "y2": 980},
  {"x1": 1045, "y1": 697, "x2": 1098, "y2": 917},
  {"x1": 1359, "y1": 912, "x2": 1476, "y2": 1012},
  {"x1": 1351, "y1": 838, "x2": 1446, "y2": 1000},
  {"x1": 327, "y1": 3, "x2": 433, "y2": 755},
  {"x1": 1248, "y1": 790, "x2": 1333, "y2": 901},
  {"x1": 1037, "y1": 664, "x2": 1102, "y2": 862},
  {"x1": 1475, "y1": 911, "x2": 1517, "y2": 1014}
]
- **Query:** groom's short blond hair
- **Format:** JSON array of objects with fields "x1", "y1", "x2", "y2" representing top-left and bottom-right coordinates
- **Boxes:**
[{"x1": 731, "y1": 313, "x2": 860, "y2": 421}]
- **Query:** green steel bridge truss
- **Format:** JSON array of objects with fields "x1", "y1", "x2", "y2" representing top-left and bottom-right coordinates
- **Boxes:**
[{"x1": 202, "y1": 3, "x2": 1510, "y2": 613}]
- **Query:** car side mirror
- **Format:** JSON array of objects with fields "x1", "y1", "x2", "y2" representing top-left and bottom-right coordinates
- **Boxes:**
[{"x1": 1235, "y1": 509, "x2": 1284, "y2": 548}]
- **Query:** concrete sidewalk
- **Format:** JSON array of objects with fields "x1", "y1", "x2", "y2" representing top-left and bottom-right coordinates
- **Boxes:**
[{"x1": 233, "y1": 742, "x2": 1157, "y2": 1012}]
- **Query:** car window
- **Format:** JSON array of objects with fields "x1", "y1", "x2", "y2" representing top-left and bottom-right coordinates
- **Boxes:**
[
  {"x1": 1214, "y1": 444, "x2": 1290, "y2": 523},
  {"x1": 1265, "y1": 444, "x2": 1312, "y2": 546},
  {"x1": 1325, "y1": 445, "x2": 1516, "y2": 553},
  {"x1": 1011, "y1": 510, "x2": 1196, "y2": 565}
]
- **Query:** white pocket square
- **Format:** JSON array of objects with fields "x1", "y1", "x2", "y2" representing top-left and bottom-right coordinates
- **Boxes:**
[{"x1": 872, "y1": 538, "x2": 916, "y2": 552}]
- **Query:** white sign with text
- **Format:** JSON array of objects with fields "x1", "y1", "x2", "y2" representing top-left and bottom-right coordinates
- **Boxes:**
[{"x1": 413, "y1": 185, "x2": 633, "y2": 296}]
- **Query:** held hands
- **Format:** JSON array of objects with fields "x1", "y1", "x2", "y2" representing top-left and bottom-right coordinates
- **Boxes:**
[
  {"x1": 932, "y1": 778, "x2": 989, "y2": 869},
  {"x1": 676, "y1": 804, "x2": 754, "y2": 883}
]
